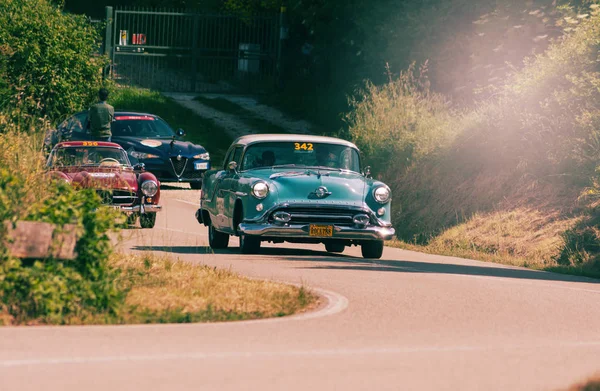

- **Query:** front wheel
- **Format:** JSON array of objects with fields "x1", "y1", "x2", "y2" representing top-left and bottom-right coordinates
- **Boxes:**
[
  {"x1": 361, "y1": 240, "x2": 384, "y2": 259},
  {"x1": 209, "y1": 223, "x2": 229, "y2": 249},
  {"x1": 140, "y1": 213, "x2": 156, "y2": 229},
  {"x1": 239, "y1": 234, "x2": 261, "y2": 254}
]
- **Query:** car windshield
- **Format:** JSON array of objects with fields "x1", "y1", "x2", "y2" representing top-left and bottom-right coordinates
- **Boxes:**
[
  {"x1": 111, "y1": 115, "x2": 174, "y2": 138},
  {"x1": 48, "y1": 147, "x2": 131, "y2": 168},
  {"x1": 241, "y1": 141, "x2": 361, "y2": 172}
]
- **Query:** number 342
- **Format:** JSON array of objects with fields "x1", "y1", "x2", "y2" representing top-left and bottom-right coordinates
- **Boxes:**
[{"x1": 294, "y1": 142, "x2": 313, "y2": 151}]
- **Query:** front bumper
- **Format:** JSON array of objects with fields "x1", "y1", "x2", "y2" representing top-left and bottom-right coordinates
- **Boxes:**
[
  {"x1": 110, "y1": 204, "x2": 162, "y2": 213},
  {"x1": 237, "y1": 222, "x2": 395, "y2": 241}
]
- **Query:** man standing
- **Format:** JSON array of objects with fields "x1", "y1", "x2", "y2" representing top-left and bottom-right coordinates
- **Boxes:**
[{"x1": 89, "y1": 88, "x2": 114, "y2": 142}]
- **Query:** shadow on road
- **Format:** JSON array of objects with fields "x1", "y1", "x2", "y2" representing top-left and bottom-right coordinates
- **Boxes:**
[
  {"x1": 131, "y1": 245, "x2": 345, "y2": 258},
  {"x1": 131, "y1": 245, "x2": 599, "y2": 285},
  {"x1": 296, "y1": 257, "x2": 600, "y2": 284}
]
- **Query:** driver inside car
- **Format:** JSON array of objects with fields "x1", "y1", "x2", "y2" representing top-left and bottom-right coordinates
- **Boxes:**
[
  {"x1": 315, "y1": 146, "x2": 338, "y2": 168},
  {"x1": 259, "y1": 150, "x2": 275, "y2": 167}
]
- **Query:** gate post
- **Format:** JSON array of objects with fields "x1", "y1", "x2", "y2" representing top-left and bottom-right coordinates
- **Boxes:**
[
  {"x1": 104, "y1": 6, "x2": 114, "y2": 80},
  {"x1": 191, "y1": 14, "x2": 200, "y2": 93},
  {"x1": 276, "y1": 6, "x2": 287, "y2": 89}
]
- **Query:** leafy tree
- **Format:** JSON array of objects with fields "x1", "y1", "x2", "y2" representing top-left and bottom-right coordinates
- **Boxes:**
[{"x1": 0, "y1": 0, "x2": 107, "y2": 122}]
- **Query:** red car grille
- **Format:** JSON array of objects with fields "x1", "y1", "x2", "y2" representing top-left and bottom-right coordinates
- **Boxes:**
[{"x1": 96, "y1": 190, "x2": 137, "y2": 205}]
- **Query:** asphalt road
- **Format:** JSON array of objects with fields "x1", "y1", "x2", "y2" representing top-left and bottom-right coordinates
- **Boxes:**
[{"x1": 2, "y1": 191, "x2": 600, "y2": 391}]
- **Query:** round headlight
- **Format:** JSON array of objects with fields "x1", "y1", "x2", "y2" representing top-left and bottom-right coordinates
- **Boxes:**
[
  {"x1": 141, "y1": 180, "x2": 158, "y2": 197},
  {"x1": 251, "y1": 182, "x2": 269, "y2": 199},
  {"x1": 373, "y1": 186, "x2": 391, "y2": 203}
]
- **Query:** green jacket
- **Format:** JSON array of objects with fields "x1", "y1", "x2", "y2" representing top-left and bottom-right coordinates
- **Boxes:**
[{"x1": 89, "y1": 101, "x2": 114, "y2": 138}]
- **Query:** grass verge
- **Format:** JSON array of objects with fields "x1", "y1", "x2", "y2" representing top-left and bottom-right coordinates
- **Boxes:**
[
  {"x1": 113, "y1": 252, "x2": 319, "y2": 324},
  {"x1": 194, "y1": 96, "x2": 288, "y2": 134},
  {"x1": 387, "y1": 208, "x2": 600, "y2": 280},
  {"x1": 565, "y1": 376, "x2": 600, "y2": 391},
  {"x1": 1, "y1": 252, "x2": 319, "y2": 325},
  {"x1": 110, "y1": 86, "x2": 233, "y2": 164}
]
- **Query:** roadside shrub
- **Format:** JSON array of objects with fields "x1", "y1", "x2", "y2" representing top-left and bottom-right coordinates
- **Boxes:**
[
  {"x1": 345, "y1": 63, "x2": 458, "y2": 179},
  {"x1": 0, "y1": 130, "x2": 124, "y2": 325},
  {"x1": 0, "y1": 0, "x2": 107, "y2": 122}
]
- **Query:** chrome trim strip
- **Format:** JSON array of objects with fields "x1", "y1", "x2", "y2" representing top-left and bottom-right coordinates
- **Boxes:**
[
  {"x1": 238, "y1": 223, "x2": 395, "y2": 241},
  {"x1": 246, "y1": 202, "x2": 391, "y2": 227},
  {"x1": 169, "y1": 157, "x2": 189, "y2": 178},
  {"x1": 109, "y1": 204, "x2": 162, "y2": 212}
]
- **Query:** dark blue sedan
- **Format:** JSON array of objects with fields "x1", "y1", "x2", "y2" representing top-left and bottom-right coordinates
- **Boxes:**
[{"x1": 45, "y1": 111, "x2": 211, "y2": 189}]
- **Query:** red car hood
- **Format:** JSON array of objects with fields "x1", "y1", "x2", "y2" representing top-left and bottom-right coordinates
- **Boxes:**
[{"x1": 59, "y1": 167, "x2": 138, "y2": 192}]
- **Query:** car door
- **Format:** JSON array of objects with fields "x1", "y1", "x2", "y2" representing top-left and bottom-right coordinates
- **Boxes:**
[{"x1": 216, "y1": 146, "x2": 243, "y2": 232}]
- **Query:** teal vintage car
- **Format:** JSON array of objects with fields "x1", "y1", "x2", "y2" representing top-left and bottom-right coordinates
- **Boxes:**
[{"x1": 195, "y1": 134, "x2": 395, "y2": 259}]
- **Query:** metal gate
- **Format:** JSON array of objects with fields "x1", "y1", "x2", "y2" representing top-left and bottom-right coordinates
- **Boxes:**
[{"x1": 105, "y1": 6, "x2": 282, "y2": 93}]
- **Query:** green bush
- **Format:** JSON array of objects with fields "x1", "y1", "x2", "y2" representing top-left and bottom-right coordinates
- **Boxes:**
[
  {"x1": 0, "y1": 131, "x2": 124, "y2": 325},
  {"x1": 0, "y1": 0, "x2": 107, "y2": 122},
  {"x1": 345, "y1": 63, "x2": 458, "y2": 179}
]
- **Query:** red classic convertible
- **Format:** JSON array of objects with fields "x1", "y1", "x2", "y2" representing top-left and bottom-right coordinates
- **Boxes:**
[{"x1": 46, "y1": 141, "x2": 162, "y2": 228}]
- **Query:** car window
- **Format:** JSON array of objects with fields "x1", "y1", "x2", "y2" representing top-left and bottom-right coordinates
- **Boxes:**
[
  {"x1": 241, "y1": 142, "x2": 361, "y2": 172},
  {"x1": 232, "y1": 147, "x2": 243, "y2": 165},
  {"x1": 111, "y1": 116, "x2": 175, "y2": 138},
  {"x1": 48, "y1": 147, "x2": 131, "y2": 167},
  {"x1": 223, "y1": 148, "x2": 235, "y2": 169}
]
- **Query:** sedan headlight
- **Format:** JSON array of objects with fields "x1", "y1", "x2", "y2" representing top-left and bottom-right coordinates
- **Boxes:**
[
  {"x1": 131, "y1": 150, "x2": 159, "y2": 160},
  {"x1": 251, "y1": 181, "x2": 269, "y2": 199},
  {"x1": 141, "y1": 180, "x2": 159, "y2": 197},
  {"x1": 373, "y1": 186, "x2": 391, "y2": 204},
  {"x1": 193, "y1": 152, "x2": 210, "y2": 160}
]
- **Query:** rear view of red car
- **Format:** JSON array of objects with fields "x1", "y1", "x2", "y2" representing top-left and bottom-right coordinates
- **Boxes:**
[{"x1": 46, "y1": 141, "x2": 162, "y2": 228}]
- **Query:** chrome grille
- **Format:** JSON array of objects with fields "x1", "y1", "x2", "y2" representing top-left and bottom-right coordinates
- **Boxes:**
[
  {"x1": 95, "y1": 190, "x2": 137, "y2": 205},
  {"x1": 112, "y1": 190, "x2": 137, "y2": 205},
  {"x1": 170, "y1": 157, "x2": 188, "y2": 177},
  {"x1": 269, "y1": 207, "x2": 363, "y2": 226}
]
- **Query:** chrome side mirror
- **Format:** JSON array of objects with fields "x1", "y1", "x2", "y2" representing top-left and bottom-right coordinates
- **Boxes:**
[
  {"x1": 133, "y1": 163, "x2": 146, "y2": 171},
  {"x1": 227, "y1": 161, "x2": 238, "y2": 173},
  {"x1": 364, "y1": 166, "x2": 372, "y2": 178}
]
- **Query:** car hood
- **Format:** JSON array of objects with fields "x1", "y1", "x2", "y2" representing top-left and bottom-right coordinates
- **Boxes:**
[
  {"x1": 113, "y1": 136, "x2": 207, "y2": 157},
  {"x1": 61, "y1": 167, "x2": 138, "y2": 191},
  {"x1": 255, "y1": 169, "x2": 367, "y2": 204}
]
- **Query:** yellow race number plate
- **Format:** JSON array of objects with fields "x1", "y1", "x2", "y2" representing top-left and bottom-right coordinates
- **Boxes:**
[{"x1": 309, "y1": 224, "x2": 333, "y2": 237}]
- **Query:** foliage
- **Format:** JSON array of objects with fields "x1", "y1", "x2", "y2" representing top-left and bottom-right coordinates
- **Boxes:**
[
  {"x1": 345, "y1": 11, "x2": 600, "y2": 274},
  {"x1": 0, "y1": 130, "x2": 123, "y2": 325},
  {"x1": 345, "y1": 63, "x2": 457, "y2": 178},
  {"x1": 0, "y1": 0, "x2": 107, "y2": 122}
]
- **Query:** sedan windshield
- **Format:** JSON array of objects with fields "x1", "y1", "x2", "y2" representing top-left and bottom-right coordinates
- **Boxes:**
[
  {"x1": 241, "y1": 142, "x2": 361, "y2": 172},
  {"x1": 111, "y1": 115, "x2": 174, "y2": 138},
  {"x1": 48, "y1": 147, "x2": 131, "y2": 168}
]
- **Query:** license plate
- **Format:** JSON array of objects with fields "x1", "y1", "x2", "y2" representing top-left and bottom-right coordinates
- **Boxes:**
[
  {"x1": 309, "y1": 224, "x2": 333, "y2": 237},
  {"x1": 194, "y1": 162, "x2": 208, "y2": 170}
]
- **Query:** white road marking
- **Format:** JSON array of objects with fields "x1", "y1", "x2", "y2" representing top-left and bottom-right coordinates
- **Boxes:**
[
  {"x1": 3, "y1": 341, "x2": 600, "y2": 367},
  {"x1": 173, "y1": 199, "x2": 198, "y2": 206}
]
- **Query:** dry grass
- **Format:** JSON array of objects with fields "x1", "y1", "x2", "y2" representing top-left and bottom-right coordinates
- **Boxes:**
[
  {"x1": 565, "y1": 375, "x2": 600, "y2": 391},
  {"x1": 390, "y1": 207, "x2": 586, "y2": 272},
  {"x1": 112, "y1": 253, "x2": 319, "y2": 323}
]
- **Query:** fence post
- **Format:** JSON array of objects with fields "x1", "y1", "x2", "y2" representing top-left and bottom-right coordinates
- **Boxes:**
[
  {"x1": 276, "y1": 6, "x2": 287, "y2": 89},
  {"x1": 104, "y1": 6, "x2": 114, "y2": 80},
  {"x1": 191, "y1": 14, "x2": 200, "y2": 93}
]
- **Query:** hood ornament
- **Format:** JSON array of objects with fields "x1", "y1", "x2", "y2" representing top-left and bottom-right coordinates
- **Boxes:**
[
  {"x1": 314, "y1": 186, "x2": 331, "y2": 198},
  {"x1": 177, "y1": 154, "x2": 182, "y2": 161}
]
